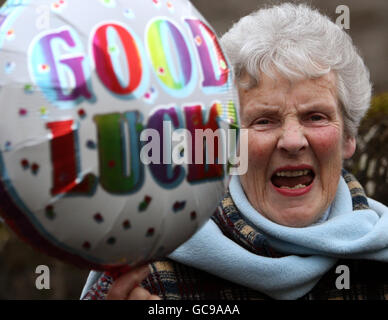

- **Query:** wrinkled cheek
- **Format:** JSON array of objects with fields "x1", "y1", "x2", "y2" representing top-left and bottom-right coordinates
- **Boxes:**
[
  {"x1": 311, "y1": 127, "x2": 343, "y2": 199},
  {"x1": 240, "y1": 131, "x2": 272, "y2": 207},
  {"x1": 310, "y1": 127, "x2": 342, "y2": 160},
  {"x1": 246, "y1": 131, "x2": 274, "y2": 168}
]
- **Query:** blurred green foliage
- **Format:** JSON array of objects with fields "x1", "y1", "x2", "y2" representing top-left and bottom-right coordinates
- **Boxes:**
[
  {"x1": 345, "y1": 93, "x2": 388, "y2": 205},
  {"x1": 363, "y1": 93, "x2": 388, "y2": 120}
]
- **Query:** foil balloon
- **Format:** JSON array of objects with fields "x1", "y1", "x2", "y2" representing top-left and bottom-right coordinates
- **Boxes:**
[{"x1": 0, "y1": 0, "x2": 240, "y2": 270}]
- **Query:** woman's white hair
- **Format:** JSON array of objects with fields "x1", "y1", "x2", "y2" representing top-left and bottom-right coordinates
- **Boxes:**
[{"x1": 220, "y1": 3, "x2": 372, "y2": 137}]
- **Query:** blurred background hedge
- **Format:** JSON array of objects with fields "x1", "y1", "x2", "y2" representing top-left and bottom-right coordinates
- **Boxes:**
[
  {"x1": 0, "y1": 0, "x2": 387, "y2": 299},
  {"x1": 344, "y1": 94, "x2": 388, "y2": 202}
]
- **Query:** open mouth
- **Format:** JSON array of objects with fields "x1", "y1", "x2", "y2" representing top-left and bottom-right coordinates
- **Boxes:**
[{"x1": 271, "y1": 168, "x2": 315, "y2": 190}]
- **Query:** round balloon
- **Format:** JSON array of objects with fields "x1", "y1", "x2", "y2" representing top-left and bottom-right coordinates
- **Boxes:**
[{"x1": 0, "y1": 0, "x2": 240, "y2": 270}]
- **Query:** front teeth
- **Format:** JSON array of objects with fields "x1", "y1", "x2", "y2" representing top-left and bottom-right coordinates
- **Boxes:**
[
  {"x1": 276, "y1": 170, "x2": 310, "y2": 177},
  {"x1": 280, "y1": 184, "x2": 307, "y2": 190}
]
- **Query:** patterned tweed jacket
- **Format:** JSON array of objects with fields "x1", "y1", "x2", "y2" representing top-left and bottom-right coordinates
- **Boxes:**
[{"x1": 83, "y1": 171, "x2": 388, "y2": 300}]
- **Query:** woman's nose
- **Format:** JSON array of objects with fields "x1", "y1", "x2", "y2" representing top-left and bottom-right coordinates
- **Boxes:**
[{"x1": 277, "y1": 120, "x2": 308, "y2": 155}]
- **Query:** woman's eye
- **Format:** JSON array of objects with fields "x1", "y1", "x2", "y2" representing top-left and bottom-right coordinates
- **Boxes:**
[
  {"x1": 254, "y1": 119, "x2": 271, "y2": 125},
  {"x1": 309, "y1": 114, "x2": 325, "y2": 121}
]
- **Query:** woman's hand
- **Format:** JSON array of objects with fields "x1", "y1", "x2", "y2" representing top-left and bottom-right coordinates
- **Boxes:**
[{"x1": 106, "y1": 265, "x2": 161, "y2": 300}]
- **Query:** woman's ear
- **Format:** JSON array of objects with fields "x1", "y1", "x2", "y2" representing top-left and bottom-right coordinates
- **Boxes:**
[{"x1": 343, "y1": 136, "x2": 356, "y2": 160}]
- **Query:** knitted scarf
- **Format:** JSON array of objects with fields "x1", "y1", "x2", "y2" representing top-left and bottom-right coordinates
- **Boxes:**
[{"x1": 169, "y1": 170, "x2": 388, "y2": 299}]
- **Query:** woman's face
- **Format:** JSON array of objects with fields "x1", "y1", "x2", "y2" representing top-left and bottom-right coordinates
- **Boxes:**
[{"x1": 239, "y1": 71, "x2": 356, "y2": 227}]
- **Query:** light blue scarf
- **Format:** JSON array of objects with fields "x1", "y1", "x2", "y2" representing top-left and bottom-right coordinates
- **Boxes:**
[{"x1": 169, "y1": 175, "x2": 388, "y2": 300}]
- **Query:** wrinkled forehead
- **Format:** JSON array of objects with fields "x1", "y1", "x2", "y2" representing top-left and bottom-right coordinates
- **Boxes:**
[{"x1": 238, "y1": 70, "x2": 339, "y2": 110}]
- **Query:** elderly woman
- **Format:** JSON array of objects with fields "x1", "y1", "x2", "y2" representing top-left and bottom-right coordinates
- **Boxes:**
[{"x1": 81, "y1": 3, "x2": 388, "y2": 300}]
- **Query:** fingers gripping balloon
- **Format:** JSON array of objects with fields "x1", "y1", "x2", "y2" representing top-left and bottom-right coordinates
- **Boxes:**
[{"x1": 0, "y1": 0, "x2": 240, "y2": 271}]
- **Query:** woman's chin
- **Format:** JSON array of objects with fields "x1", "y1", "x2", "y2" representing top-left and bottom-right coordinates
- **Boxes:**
[{"x1": 274, "y1": 211, "x2": 319, "y2": 227}]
